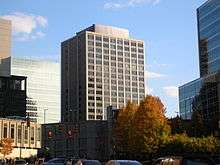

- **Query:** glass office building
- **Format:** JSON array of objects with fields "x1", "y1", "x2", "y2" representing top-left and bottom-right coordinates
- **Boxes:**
[
  {"x1": 179, "y1": 0, "x2": 220, "y2": 122},
  {"x1": 198, "y1": 0, "x2": 220, "y2": 76},
  {"x1": 11, "y1": 57, "x2": 60, "y2": 124}
]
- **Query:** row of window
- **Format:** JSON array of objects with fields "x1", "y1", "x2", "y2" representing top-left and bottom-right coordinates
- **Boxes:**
[
  {"x1": 88, "y1": 46, "x2": 144, "y2": 54},
  {"x1": 87, "y1": 34, "x2": 144, "y2": 47}
]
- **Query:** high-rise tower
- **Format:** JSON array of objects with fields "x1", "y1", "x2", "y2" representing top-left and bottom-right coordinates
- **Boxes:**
[
  {"x1": 61, "y1": 24, "x2": 145, "y2": 122},
  {"x1": 0, "y1": 18, "x2": 11, "y2": 76}
]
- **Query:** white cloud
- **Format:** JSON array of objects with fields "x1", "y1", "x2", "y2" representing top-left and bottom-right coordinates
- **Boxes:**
[
  {"x1": 163, "y1": 86, "x2": 179, "y2": 98},
  {"x1": 145, "y1": 70, "x2": 167, "y2": 79},
  {"x1": 145, "y1": 85, "x2": 153, "y2": 95},
  {"x1": 104, "y1": 0, "x2": 161, "y2": 9},
  {"x1": 1, "y1": 12, "x2": 47, "y2": 41}
]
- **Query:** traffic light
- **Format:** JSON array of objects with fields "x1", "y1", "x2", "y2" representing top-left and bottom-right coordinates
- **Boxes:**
[
  {"x1": 48, "y1": 130, "x2": 53, "y2": 139},
  {"x1": 67, "y1": 130, "x2": 73, "y2": 137}
]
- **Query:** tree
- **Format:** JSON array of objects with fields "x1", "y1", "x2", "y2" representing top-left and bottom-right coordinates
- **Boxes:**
[
  {"x1": 113, "y1": 101, "x2": 137, "y2": 158},
  {"x1": 0, "y1": 138, "x2": 13, "y2": 158},
  {"x1": 190, "y1": 109, "x2": 206, "y2": 137},
  {"x1": 131, "y1": 95, "x2": 170, "y2": 157}
]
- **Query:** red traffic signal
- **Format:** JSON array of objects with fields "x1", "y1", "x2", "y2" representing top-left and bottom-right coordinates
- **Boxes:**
[
  {"x1": 48, "y1": 131, "x2": 53, "y2": 138},
  {"x1": 67, "y1": 130, "x2": 73, "y2": 137}
]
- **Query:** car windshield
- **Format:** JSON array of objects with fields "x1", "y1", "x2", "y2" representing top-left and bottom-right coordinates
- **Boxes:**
[{"x1": 82, "y1": 160, "x2": 102, "y2": 165}]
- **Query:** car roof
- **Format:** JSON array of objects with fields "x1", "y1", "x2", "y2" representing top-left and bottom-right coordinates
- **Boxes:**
[{"x1": 110, "y1": 160, "x2": 140, "y2": 162}]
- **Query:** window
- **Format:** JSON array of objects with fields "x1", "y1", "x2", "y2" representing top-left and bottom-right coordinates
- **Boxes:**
[
  {"x1": 88, "y1": 109, "x2": 95, "y2": 113},
  {"x1": 31, "y1": 127, "x2": 34, "y2": 144},
  {"x1": 18, "y1": 125, "x2": 21, "y2": 143},
  {"x1": 96, "y1": 90, "x2": 102, "y2": 95},
  {"x1": 24, "y1": 126, "x2": 28, "y2": 144},
  {"x1": 96, "y1": 97, "x2": 102, "y2": 101},
  {"x1": 131, "y1": 42, "x2": 136, "y2": 47},
  {"x1": 37, "y1": 127, "x2": 41, "y2": 141},
  {"x1": 88, "y1": 102, "x2": 95, "y2": 106},
  {"x1": 88, "y1": 90, "x2": 94, "y2": 94},
  {"x1": 88, "y1": 96, "x2": 94, "y2": 100},
  {"x1": 96, "y1": 36, "x2": 102, "y2": 41},
  {"x1": 110, "y1": 38, "x2": 116, "y2": 43},
  {"x1": 124, "y1": 40, "x2": 129, "y2": 45},
  {"x1": 103, "y1": 37, "x2": 109, "y2": 42},
  {"x1": 88, "y1": 65, "x2": 94, "y2": 70},
  {"x1": 88, "y1": 115, "x2": 95, "y2": 119},
  {"x1": 88, "y1": 84, "x2": 94, "y2": 88},
  {"x1": 88, "y1": 41, "x2": 94, "y2": 45},
  {"x1": 104, "y1": 55, "x2": 109, "y2": 60},
  {"x1": 104, "y1": 49, "x2": 109, "y2": 54},
  {"x1": 118, "y1": 81, "x2": 123, "y2": 85},
  {"x1": 88, "y1": 34, "x2": 94, "y2": 40},
  {"x1": 10, "y1": 124, "x2": 15, "y2": 140},
  {"x1": 138, "y1": 42, "x2": 143, "y2": 48},
  {"x1": 96, "y1": 42, "x2": 102, "y2": 47},
  {"x1": 96, "y1": 48, "x2": 102, "y2": 53},
  {"x1": 96, "y1": 54, "x2": 102, "y2": 59},
  {"x1": 3, "y1": 124, "x2": 7, "y2": 138},
  {"x1": 117, "y1": 39, "x2": 123, "y2": 45}
]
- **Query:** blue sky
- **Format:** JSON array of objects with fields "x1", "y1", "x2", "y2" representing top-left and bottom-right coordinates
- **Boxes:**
[{"x1": 0, "y1": 0, "x2": 206, "y2": 117}]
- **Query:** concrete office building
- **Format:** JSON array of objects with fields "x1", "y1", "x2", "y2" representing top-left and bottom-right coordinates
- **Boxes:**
[
  {"x1": 11, "y1": 57, "x2": 60, "y2": 124},
  {"x1": 0, "y1": 18, "x2": 11, "y2": 77},
  {"x1": 179, "y1": 0, "x2": 220, "y2": 134},
  {"x1": 61, "y1": 24, "x2": 145, "y2": 122},
  {"x1": 0, "y1": 117, "x2": 41, "y2": 158}
]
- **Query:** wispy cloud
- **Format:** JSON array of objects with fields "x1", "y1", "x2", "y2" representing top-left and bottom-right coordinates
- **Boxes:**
[
  {"x1": 104, "y1": 0, "x2": 161, "y2": 9},
  {"x1": 1, "y1": 12, "x2": 48, "y2": 41},
  {"x1": 145, "y1": 70, "x2": 167, "y2": 79},
  {"x1": 145, "y1": 84, "x2": 153, "y2": 95},
  {"x1": 163, "y1": 86, "x2": 179, "y2": 98}
]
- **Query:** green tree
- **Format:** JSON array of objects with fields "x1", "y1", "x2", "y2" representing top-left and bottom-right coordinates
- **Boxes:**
[{"x1": 190, "y1": 110, "x2": 206, "y2": 137}]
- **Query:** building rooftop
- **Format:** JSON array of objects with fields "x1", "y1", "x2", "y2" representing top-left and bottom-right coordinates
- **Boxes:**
[{"x1": 77, "y1": 24, "x2": 130, "y2": 38}]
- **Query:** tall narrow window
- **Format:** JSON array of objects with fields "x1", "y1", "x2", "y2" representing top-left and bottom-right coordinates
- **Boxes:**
[
  {"x1": 3, "y1": 123, "x2": 7, "y2": 138},
  {"x1": 10, "y1": 124, "x2": 15, "y2": 141}
]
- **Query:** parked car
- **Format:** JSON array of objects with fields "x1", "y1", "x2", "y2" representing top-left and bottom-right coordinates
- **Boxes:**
[
  {"x1": 15, "y1": 159, "x2": 28, "y2": 165},
  {"x1": 105, "y1": 160, "x2": 142, "y2": 165},
  {"x1": 74, "y1": 160, "x2": 102, "y2": 165},
  {"x1": 152, "y1": 155, "x2": 215, "y2": 165},
  {"x1": 43, "y1": 158, "x2": 67, "y2": 165}
]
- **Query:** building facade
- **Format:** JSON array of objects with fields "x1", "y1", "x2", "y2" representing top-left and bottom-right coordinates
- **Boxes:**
[
  {"x1": 0, "y1": 117, "x2": 41, "y2": 158},
  {"x1": 0, "y1": 75, "x2": 27, "y2": 118},
  {"x1": 179, "y1": 0, "x2": 220, "y2": 132},
  {"x1": 11, "y1": 57, "x2": 60, "y2": 124},
  {"x1": 0, "y1": 18, "x2": 11, "y2": 77},
  {"x1": 198, "y1": 0, "x2": 220, "y2": 76},
  {"x1": 61, "y1": 24, "x2": 145, "y2": 122}
]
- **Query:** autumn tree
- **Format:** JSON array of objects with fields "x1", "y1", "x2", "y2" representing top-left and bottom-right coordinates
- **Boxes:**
[
  {"x1": 131, "y1": 95, "x2": 170, "y2": 157},
  {"x1": 0, "y1": 138, "x2": 13, "y2": 158},
  {"x1": 113, "y1": 101, "x2": 137, "y2": 158}
]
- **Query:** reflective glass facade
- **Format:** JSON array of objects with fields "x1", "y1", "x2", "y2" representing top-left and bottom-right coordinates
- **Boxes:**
[
  {"x1": 179, "y1": 0, "x2": 220, "y2": 122},
  {"x1": 198, "y1": 0, "x2": 220, "y2": 76},
  {"x1": 179, "y1": 78, "x2": 203, "y2": 119},
  {"x1": 179, "y1": 73, "x2": 220, "y2": 120},
  {"x1": 11, "y1": 58, "x2": 60, "y2": 124}
]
